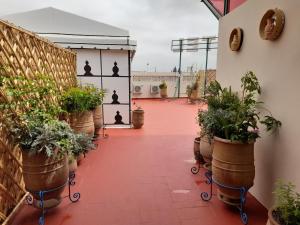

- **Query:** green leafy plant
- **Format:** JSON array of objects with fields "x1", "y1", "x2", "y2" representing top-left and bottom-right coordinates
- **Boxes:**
[
  {"x1": 273, "y1": 181, "x2": 300, "y2": 225},
  {"x1": 159, "y1": 81, "x2": 167, "y2": 89},
  {"x1": 0, "y1": 68, "x2": 94, "y2": 157},
  {"x1": 61, "y1": 87, "x2": 94, "y2": 113},
  {"x1": 199, "y1": 71, "x2": 281, "y2": 143},
  {"x1": 82, "y1": 85, "x2": 105, "y2": 110},
  {"x1": 0, "y1": 71, "x2": 62, "y2": 118}
]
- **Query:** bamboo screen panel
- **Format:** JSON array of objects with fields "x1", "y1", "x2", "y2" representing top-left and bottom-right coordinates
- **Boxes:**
[{"x1": 0, "y1": 19, "x2": 77, "y2": 223}]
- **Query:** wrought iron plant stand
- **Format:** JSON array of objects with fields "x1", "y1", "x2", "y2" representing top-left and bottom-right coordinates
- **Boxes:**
[
  {"x1": 200, "y1": 170, "x2": 249, "y2": 224},
  {"x1": 26, "y1": 171, "x2": 80, "y2": 225}
]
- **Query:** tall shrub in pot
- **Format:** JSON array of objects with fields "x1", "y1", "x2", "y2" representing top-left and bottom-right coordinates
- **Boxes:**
[{"x1": 199, "y1": 71, "x2": 281, "y2": 205}]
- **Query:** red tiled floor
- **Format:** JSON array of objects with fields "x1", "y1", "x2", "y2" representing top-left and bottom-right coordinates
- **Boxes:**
[{"x1": 11, "y1": 99, "x2": 268, "y2": 225}]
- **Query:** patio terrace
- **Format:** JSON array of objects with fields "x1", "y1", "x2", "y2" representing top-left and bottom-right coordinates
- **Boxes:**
[{"x1": 12, "y1": 99, "x2": 267, "y2": 225}]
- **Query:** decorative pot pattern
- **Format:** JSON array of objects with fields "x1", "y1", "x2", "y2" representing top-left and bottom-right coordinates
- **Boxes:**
[{"x1": 70, "y1": 110, "x2": 95, "y2": 137}]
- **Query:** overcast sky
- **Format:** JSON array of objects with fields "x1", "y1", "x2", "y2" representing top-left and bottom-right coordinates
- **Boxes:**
[{"x1": 0, "y1": 0, "x2": 219, "y2": 72}]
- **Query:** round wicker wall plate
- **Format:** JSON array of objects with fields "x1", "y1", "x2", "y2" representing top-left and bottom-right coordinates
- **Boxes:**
[
  {"x1": 259, "y1": 8, "x2": 285, "y2": 41},
  {"x1": 229, "y1": 28, "x2": 243, "y2": 51}
]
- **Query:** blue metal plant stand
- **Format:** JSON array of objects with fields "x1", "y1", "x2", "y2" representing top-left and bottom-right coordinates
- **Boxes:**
[
  {"x1": 200, "y1": 170, "x2": 249, "y2": 225},
  {"x1": 26, "y1": 171, "x2": 80, "y2": 225}
]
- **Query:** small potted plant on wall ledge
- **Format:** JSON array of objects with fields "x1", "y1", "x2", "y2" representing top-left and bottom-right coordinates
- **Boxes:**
[
  {"x1": 200, "y1": 71, "x2": 281, "y2": 205},
  {"x1": 267, "y1": 181, "x2": 300, "y2": 225},
  {"x1": 159, "y1": 81, "x2": 168, "y2": 99}
]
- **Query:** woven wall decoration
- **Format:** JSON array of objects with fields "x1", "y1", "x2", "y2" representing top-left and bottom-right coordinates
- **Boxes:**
[
  {"x1": 259, "y1": 8, "x2": 285, "y2": 41},
  {"x1": 0, "y1": 19, "x2": 77, "y2": 224},
  {"x1": 229, "y1": 28, "x2": 243, "y2": 51}
]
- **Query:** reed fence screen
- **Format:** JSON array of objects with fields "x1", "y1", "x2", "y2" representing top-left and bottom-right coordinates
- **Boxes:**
[{"x1": 0, "y1": 19, "x2": 77, "y2": 224}]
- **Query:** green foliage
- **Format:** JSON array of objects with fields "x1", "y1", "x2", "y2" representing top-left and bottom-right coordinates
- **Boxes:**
[
  {"x1": 28, "y1": 119, "x2": 73, "y2": 157},
  {"x1": 199, "y1": 71, "x2": 281, "y2": 143},
  {"x1": 0, "y1": 68, "x2": 95, "y2": 157},
  {"x1": 61, "y1": 87, "x2": 93, "y2": 113},
  {"x1": 82, "y1": 85, "x2": 105, "y2": 110},
  {"x1": 0, "y1": 72, "x2": 62, "y2": 117},
  {"x1": 71, "y1": 133, "x2": 96, "y2": 156},
  {"x1": 159, "y1": 81, "x2": 167, "y2": 89},
  {"x1": 274, "y1": 181, "x2": 300, "y2": 225}
]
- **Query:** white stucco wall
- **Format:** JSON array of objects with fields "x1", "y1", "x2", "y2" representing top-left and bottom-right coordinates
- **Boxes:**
[{"x1": 217, "y1": 0, "x2": 300, "y2": 208}]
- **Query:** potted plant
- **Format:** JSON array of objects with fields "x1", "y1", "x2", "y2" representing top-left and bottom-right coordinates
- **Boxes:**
[
  {"x1": 159, "y1": 81, "x2": 168, "y2": 98},
  {"x1": 190, "y1": 82, "x2": 199, "y2": 102},
  {"x1": 267, "y1": 181, "x2": 300, "y2": 225},
  {"x1": 61, "y1": 87, "x2": 95, "y2": 137},
  {"x1": 199, "y1": 71, "x2": 281, "y2": 205},
  {"x1": 0, "y1": 73, "x2": 72, "y2": 208},
  {"x1": 65, "y1": 129, "x2": 95, "y2": 171},
  {"x1": 73, "y1": 133, "x2": 95, "y2": 164},
  {"x1": 83, "y1": 85, "x2": 105, "y2": 136},
  {"x1": 132, "y1": 102, "x2": 144, "y2": 129}
]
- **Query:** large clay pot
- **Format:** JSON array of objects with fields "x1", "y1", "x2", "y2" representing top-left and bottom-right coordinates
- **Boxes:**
[
  {"x1": 200, "y1": 135, "x2": 214, "y2": 164},
  {"x1": 22, "y1": 151, "x2": 69, "y2": 208},
  {"x1": 132, "y1": 108, "x2": 144, "y2": 129},
  {"x1": 212, "y1": 137, "x2": 255, "y2": 206},
  {"x1": 160, "y1": 88, "x2": 168, "y2": 98},
  {"x1": 93, "y1": 105, "x2": 103, "y2": 135},
  {"x1": 267, "y1": 207, "x2": 280, "y2": 225},
  {"x1": 58, "y1": 112, "x2": 69, "y2": 124},
  {"x1": 70, "y1": 110, "x2": 94, "y2": 137}
]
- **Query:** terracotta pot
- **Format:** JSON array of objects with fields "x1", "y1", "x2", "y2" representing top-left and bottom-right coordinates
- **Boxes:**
[
  {"x1": 212, "y1": 137, "x2": 255, "y2": 206},
  {"x1": 267, "y1": 207, "x2": 280, "y2": 225},
  {"x1": 93, "y1": 105, "x2": 103, "y2": 135},
  {"x1": 132, "y1": 109, "x2": 144, "y2": 129},
  {"x1": 70, "y1": 110, "x2": 95, "y2": 137},
  {"x1": 58, "y1": 112, "x2": 69, "y2": 123},
  {"x1": 190, "y1": 90, "x2": 198, "y2": 102},
  {"x1": 69, "y1": 157, "x2": 78, "y2": 173},
  {"x1": 200, "y1": 135, "x2": 214, "y2": 164},
  {"x1": 160, "y1": 88, "x2": 167, "y2": 98},
  {"x1": 194, "y1": 137, "x2": 204, "y2": 163},
  {"x1": 22, "y1": 151, "x2": 69, "y2": 208}
]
